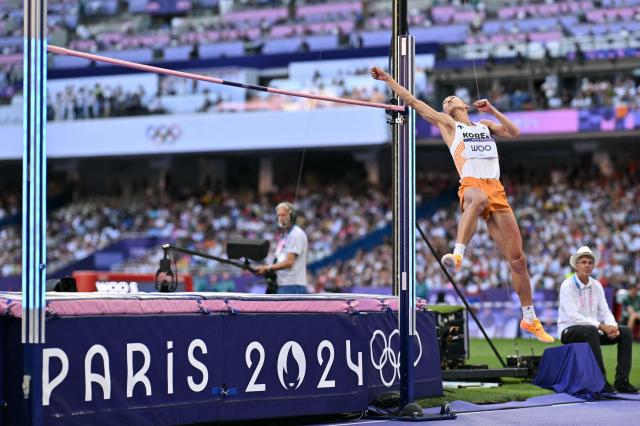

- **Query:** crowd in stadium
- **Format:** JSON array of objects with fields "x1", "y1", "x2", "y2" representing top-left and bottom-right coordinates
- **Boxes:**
[
  {"x1": 2, "y1": 0, "x2": 640, "y2": 294},
  {"x1": 2, "y1": 161, "x2": 639, "y2": 299},
  {"x1": 4, "y1": 0, "x2": 636, "y2": 59},
  {"x1": 0, "y1": 190, "x2": 18, "y2": 223},
  {"x1": 43, "y1": 75, "x2": 391, "y2": 120},
  {"x1": 4, "y1": 4, "x2": 640, "y2": 421},
  {"x1": 33, "y1": 72, "x2": 640, "y2": 122},
  {"x1": 450, "y1": 74, "x2": 640, "y2": 112},
  {"x1": 312, "y1": 161, "x2": 640, "y2": 294},
  {"x1": 0, "y1": 180, "x2": 397, "y2": 277},
  {"x1": 47, "y1": 83, "x2": 155, "y2": 120},
  {"x1": 3, "y1": 0, "x2": 640, "y2": 116}
]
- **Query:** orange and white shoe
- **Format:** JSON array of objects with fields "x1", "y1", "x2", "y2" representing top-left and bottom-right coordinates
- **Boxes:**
[
  {"x1": 441, "y1": 253, "x2": 462, "y2": 275},
  {"x1": 520, "y1": 318, "x2": 555, "y2": 343}
]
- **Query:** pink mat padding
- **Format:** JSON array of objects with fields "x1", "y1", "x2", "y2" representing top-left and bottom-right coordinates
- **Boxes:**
[
  {"x1": 0, "y1": 295, "x2": 427, "y2": 317},
  {"x1": 383, "y1": 298, "x2": 400, "y2": 311},
  {"x1": 8, "y1": 302, "x2": 22, "y2": 318},
  {"x1": 0, "y1": 299, "x2": 9, "y2": 316},
  {"x1": 227, "y1": 300, "x2": 350, "y2": 313},
  {"x1": 46, "y1": 299, "x2": 201, "y2": 316},
  {"x1": 199, "y1": 300, "x2": 232, "y2": 313},
  {"x1": 353, "y1": 298, "x2": 386, "y2": 312}
]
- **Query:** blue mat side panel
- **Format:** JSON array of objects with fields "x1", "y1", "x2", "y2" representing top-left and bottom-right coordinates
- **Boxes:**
[
  {"x1": 2, "y1": 310, "x2": 442, "y2": 425},
  {"x1": 365, "y1": 311, "x2": 442, "y2": 400}
]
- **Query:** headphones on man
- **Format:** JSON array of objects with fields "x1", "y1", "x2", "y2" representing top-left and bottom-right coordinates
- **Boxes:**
[{"x1": 276, "y1": 202, "x2": 297, "y2": 228}]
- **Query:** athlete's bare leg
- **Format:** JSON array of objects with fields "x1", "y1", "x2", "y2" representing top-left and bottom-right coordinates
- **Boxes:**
[
  {"x1": 442, "y1": 187, "x2": 489, "y2": 272},
  {"x1": 486, "y1": 210, "x2": 553, "y2": 342},
  {"x1": 457, "y1": 187, "x2": 488, "y2": 245},
  {"x1": 486, "y1": 210, "x2": 532, "y2": 306}
]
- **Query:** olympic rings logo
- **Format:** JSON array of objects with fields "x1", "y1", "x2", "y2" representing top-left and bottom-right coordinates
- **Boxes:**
[
  {"x1": 145, "y1": 124, "x2": 182, "y2": 145},
  {"x1": 369, "y1": 329, "x2": 422, "y2": 387}
]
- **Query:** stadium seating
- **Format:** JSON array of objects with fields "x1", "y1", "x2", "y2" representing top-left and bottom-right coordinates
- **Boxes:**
[
  {"x1": 2, "y1": 163, "x2": 638, "y2": 299},
  {"x1": 3, "y1": 0, "x2": 640, "y2": 116}
]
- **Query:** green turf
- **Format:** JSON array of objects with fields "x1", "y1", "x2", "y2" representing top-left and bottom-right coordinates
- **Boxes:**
[
  {"x1": 428, "y1": 305, "x2": 466, "y2": 314},
  {"x1": 417, "y1": 337, "x2": 640, "y2": 408}
]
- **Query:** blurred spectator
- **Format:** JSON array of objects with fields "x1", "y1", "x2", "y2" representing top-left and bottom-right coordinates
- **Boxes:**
[
  {"x1": 194, "y1": 269, "x2": 210, "y2": 291},
  {"x1": 215, "y1": 271, "x2": 236, "y2": 292},
  {"x1": 620, "y1": 281, "x2": 640, "y2": 329}
]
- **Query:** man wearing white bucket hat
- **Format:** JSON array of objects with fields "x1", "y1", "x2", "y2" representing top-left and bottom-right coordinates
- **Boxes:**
[{"x1": 558, "y1": 246, "x2": 638, "y2": 394}]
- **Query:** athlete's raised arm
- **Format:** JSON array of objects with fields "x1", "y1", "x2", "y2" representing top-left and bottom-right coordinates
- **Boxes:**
[
  {"x1": 476, "y1": 99, "x2": 520, "y2": 138},
  {"x1": 370, "y1": 66, "x2": 455, "y2": 133}
]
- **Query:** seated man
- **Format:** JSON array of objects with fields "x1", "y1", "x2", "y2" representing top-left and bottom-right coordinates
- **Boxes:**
[
  {"x1": 558, "y1": 246, "x2": 638, "y2": 394},
  {"x1": 620, "y1": 281, "x2": 640, "y2": 331}
]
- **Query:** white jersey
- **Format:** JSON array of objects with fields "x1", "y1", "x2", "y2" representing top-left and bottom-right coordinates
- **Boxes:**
[
  {"x1": 274, "y1": 225, "x2": 308, "y2": 286},
  {"x1": 448, "y1": 121, "x2": 500, "y2": 179},
  {"x1": 557, "y1": 275, "x2": 616, "y2": 338}
]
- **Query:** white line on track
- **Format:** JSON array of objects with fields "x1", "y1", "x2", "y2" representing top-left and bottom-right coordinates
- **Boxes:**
[{"x1": 453, "y1": 401, "x2": 588, "y2": 415}]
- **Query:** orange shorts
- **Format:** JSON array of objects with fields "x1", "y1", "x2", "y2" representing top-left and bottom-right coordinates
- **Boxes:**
[{"x1": 457, "y1": 177, "x2": 512, "y2": 220}]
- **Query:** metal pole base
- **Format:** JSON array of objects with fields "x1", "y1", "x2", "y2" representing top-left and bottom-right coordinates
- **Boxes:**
[
  {"x1": 366, "y1": 401, "x2": 457, "y2": 422},
  {"x1": 400, "y1": 402, "x2": 424, "y2": 417}
]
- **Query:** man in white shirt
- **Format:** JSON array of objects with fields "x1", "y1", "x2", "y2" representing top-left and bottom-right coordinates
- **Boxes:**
[
  {"x1": 558, "y1": 246, "x2": 637, "y2": 394},
  {"x1": 256, "y1": 202, "x2": 308, "y2": 294}
]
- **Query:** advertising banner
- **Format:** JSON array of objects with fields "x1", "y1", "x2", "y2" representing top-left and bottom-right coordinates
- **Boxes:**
[
  {"x1": 2, "y1": 311, "x2": 440, "y2": 425},
  {"x1": 0, "y1": 107, "x2": 389, "y2": 159},
  {"x1": 418, "y1": 109, "x2": 580, "y2": 139},
  {"x1": 2, "y1": 107, "x2": 640, "y2": 159}
]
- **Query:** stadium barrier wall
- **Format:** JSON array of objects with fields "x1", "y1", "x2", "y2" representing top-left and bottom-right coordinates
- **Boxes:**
[{"x1": 3, "y1": 107, "x2": 639, "y2": 159}]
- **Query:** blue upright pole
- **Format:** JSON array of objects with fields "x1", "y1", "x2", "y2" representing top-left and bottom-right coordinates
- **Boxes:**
[
  {"x1": 391, "y1": 0, "x2": 417, "y2": 411},
  {"x1": 22, "y1": 0, "x2": 47, "y2": 423}
]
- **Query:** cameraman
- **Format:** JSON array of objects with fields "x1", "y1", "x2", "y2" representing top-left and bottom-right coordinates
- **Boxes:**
[{"x1": 256, "y1": 202, "x2": 308, "y2": 294}]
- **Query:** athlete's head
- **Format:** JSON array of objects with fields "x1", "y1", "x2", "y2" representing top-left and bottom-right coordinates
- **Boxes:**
[{"x1": 442, "y1": 95, "x2": 469, "y2": 116}]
